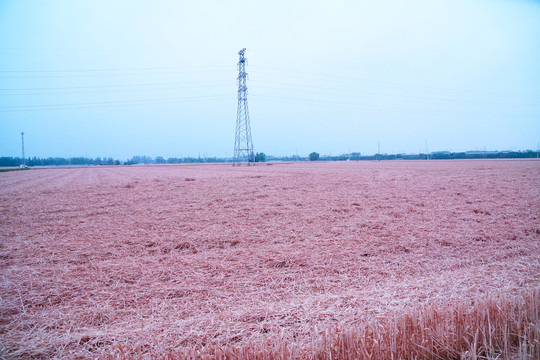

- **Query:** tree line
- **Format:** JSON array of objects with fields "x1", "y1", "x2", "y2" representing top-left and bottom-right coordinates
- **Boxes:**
[
  {"x1": 0, "y1": 156, "x2": 121, "y2": 167},
  {"x1": 0, "y1": 150, "x2": 537, "y2": 167}
]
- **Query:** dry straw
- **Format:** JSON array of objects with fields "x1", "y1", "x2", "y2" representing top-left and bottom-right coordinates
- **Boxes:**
[
  {"x1": 102, "y1": 288, "x2": 539, "y2": 360},
  {"x1": 1, "y1": 162, "x2": 539, "y2": 359}
]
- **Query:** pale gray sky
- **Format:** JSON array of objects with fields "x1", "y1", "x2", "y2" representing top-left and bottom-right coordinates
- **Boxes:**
[{"x1": 1, "y1": 0, "x2": 539, "y2": 159}]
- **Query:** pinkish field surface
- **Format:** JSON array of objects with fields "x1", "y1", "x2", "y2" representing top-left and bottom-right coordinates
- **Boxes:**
[{"x1": 1, "y1": 160, "x2": 539, "y2": 358}]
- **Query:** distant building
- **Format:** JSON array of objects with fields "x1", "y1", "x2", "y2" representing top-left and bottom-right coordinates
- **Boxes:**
[
  {"x1": 432, "y1": 151, "x2": 451, "y2": 155},
  {"x1": 465, "y1": 151, "x2": 499, "y2": 155}
]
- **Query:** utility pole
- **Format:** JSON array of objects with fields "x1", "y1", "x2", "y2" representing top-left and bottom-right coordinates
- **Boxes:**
[
  {"x1": 20, "y1": 132, "x2": 26, "y2": 167},
  {"x1": 233, "y1": 48, "x2": 254, "y2": 166},
  {"x1": 377, "y1": 142, "x2": 380, "y2": 162}
]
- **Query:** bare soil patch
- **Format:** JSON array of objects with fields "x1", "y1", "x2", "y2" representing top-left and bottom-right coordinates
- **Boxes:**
[{"x1": 1, "y1": 161, "x2": 539, "y2": 358}]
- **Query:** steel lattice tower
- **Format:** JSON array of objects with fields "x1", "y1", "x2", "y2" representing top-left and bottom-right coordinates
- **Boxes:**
[{"x1": 233, "y1": 48, "x2": 254, "y2": 166}]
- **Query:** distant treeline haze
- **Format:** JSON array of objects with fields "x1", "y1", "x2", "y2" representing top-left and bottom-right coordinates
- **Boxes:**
[{"x1": 0, "y1": 150, "x2": 537, "y2": 167}]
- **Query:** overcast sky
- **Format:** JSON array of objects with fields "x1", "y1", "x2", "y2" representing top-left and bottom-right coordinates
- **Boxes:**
[{"x1": 1, "y1": 0, "x2": 539, "y2": 159}]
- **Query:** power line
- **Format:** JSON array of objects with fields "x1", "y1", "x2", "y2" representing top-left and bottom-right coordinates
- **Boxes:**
[
  {"x1": 0, "y1": 95, "x2": 235, "y2": 112},
  {"x1": 4, "y1": 62, "x2": 537, "y2": 98},
  {"x1": 0, "y1": 79, "x2": 234, "y2": 91},
  {"x1": 0, "y1": 65, "x2": 232, "y2": 74},
  {"x1": 4, "y1": 76, "x2": 533, "y2": 109},
  {"x1": 2, "y1": 86, "x2": 536, "y2": 117},
  {"x1": 1, "y1": 61, "x2": 537, "y2": 118},
  {"x1": 249, "y1": 93, "x2": 540, "y2": 118},
  {"x1": 0, "y1": 84, "x2": 234, "y2": 96},
  {"x1": 3, "y1": 77, "x2": 535, "y2": 110},
  {"x1": 0, "y1": 68, "x2": 234, "y2": 79},
  {"x1": 249, "y1": 80, "x2": 538, "y2": 107},
  {"x1": 250, "y1": 65, "x2": 540, "y2": 99}
]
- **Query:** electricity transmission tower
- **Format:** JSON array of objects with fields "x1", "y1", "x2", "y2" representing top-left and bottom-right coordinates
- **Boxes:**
[{"x1": 233, "y1": 48, "x2": 254, "y2": 166}]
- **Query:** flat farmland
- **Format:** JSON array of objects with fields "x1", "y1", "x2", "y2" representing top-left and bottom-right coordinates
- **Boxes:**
[{"x1": 1, "y1": 160, "x2": 539, "y2": 358}]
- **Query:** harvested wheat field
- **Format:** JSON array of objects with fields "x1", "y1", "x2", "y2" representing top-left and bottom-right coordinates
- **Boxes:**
[{"x1": 1, "y1": 160, "x2": 539, "y2": 359}]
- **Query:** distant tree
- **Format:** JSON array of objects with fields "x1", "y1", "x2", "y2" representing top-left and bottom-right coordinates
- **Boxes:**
[
  {"x1": 155, "y1": 156, "x2": 166, "y2": 164},
  {"x1": 0, "y1": 157, "x2": 20, "y2": 167},
  {"x1": 255, "y1": 152, "x2": 266, "y2": 162},
  {"x1": 130, "y1": 155, "x2": 153, "y2": 164},
  {"x1": 309, "y1": 152, "x2": 320, "y2": 161}
]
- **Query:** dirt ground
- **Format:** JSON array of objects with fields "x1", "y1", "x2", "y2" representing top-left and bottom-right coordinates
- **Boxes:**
[{"x1": 1, "y1": 160, "x2": 539, "y2": 358}]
